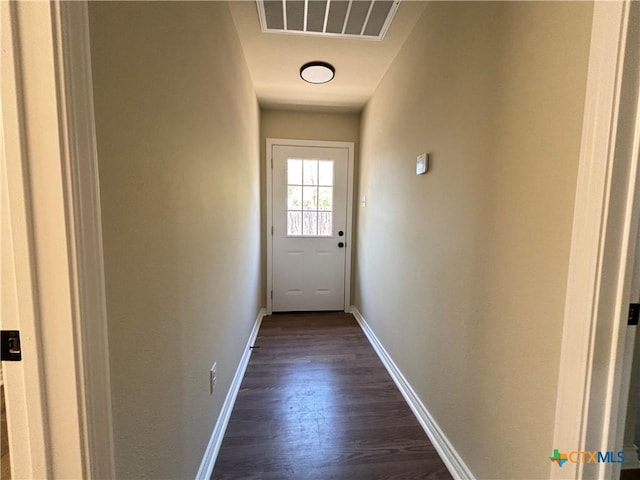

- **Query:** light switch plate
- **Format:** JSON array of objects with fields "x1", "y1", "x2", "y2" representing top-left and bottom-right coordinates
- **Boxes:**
[{"x1": 416, "y1": 153, "x2": 428, "y2": 175}]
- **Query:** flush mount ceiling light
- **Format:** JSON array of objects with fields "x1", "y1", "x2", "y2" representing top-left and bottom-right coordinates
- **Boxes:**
[{"x1": 300, "y1": 61, "x2": 335, "y2": 84}]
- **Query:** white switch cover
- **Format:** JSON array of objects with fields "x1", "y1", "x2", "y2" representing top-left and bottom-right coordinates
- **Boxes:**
[
  {"x1": 361, "y1": 195, "x2": 367, "y2": 207},
  {"x1": 416, "y1": 153, "x2": 428, "y2": 175}
]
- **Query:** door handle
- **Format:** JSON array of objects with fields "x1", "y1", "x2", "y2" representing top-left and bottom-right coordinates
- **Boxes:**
[
  {"x1": 338, "y1": 242, "x2": 345, "y2": 248},
  {"x1": 338, "y1": 230, "x2": 344, "y2": 236}
]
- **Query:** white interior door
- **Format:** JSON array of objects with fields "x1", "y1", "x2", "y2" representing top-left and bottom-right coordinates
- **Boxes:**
[{"x1": 271, "y1": 144, "x2": 350, "y2": 311}]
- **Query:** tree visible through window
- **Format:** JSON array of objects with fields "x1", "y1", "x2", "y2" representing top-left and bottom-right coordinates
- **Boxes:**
[{"x1": 287, "y1": 159, "x2": 333, "y2": 236}]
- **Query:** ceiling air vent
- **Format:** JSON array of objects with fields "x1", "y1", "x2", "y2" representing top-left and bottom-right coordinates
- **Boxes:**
[{"x1": 256, "y1": 0, "x2": 401, "y2": 41}]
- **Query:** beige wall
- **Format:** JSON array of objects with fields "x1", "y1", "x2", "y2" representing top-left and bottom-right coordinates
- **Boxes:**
[
  {"x1": 355, "y1": 2, "x2": 592, "y2": 478},
  {"x1": 89, "y1": 2, "x2": 261, "y2": 477},
  {"x1": 260, "y1": 109, "x2": 360, "y2": 304}
]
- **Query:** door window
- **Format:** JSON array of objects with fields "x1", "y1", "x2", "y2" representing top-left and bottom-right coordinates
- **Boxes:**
[{"x1": 287, "y1": 159, "x2": 334, "y2": 236}]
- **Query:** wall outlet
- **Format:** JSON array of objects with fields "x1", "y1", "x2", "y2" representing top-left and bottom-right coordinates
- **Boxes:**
[{"x1": 210, "y1": 362, "x2": 217, "y2": 395}]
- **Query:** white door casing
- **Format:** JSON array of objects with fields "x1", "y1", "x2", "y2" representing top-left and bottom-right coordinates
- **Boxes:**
[
  {"x1": 552, "y1": 1, "x2": 640, "y2": 479},
  {"x1": 1, "y1": 1, "x2": 114, "y2": 478},
  {"x1": 266, "y1": 139, "x2": 354, "y2": 313}
]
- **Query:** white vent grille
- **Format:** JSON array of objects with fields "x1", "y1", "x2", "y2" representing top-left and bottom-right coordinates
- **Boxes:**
[{"x1": 256, "y1": 0, "x2": 401, "y2": 41}]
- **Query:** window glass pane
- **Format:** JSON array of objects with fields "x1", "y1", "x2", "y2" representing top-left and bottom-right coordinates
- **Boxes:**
[
  {"x1": 302, "y1": 211, "x2": 318, "y2": 236},
  {"x1": 318, "y1": 212, "x2": 332, "y2": 236},
  {"x1": 287, "y1": 211, "x2": 302, "y2": 235},
  {"x1": 318, "y1": 161, "x2": 333, "y2": 186},
  {"x1": 318, "y1": 187, "x2": 332, "y2": 211},
  {"x1": 288, "y1": 159, "x2": 303, "y2": 185},
  {"x1": 287, "y1": 186, "x2": 302, "y2": 209},
  {"x1": 286, "y1": 158, "x2": 335, "y2": 237},
  {"x1": 302, "y1": 186, "x2": 317, "y2": 210},
  {"x1": 303, "y1": 160, "x2": 318, "y2": 185}
]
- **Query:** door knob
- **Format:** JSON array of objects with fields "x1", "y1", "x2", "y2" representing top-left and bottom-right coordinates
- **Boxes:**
[
  {"x1": 338, "y1": 242, "x2": 344, "y2": 248},
  {"x1": 338, "y1": 230, "x2": 344, "y2": 236}
]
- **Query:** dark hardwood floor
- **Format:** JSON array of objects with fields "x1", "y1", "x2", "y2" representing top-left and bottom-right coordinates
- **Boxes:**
[
  {"x1": 621, "y1": 469, "x2": 640, "y2": 480},
  {"x1": 212, "y1": 312, "x2": 453, "y2": 480}
]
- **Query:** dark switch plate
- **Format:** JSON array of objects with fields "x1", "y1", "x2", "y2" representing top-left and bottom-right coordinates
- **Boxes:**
[
  {"x1": 1, "y1": 331, "x2": 21, "y2": 361},
  {"x1": 629, "y1": 304, "x2": 639, "y2": 326}
]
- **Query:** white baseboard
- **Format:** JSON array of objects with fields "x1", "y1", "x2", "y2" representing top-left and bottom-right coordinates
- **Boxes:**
[
  {"x1": 195, "y1": 308, "x2": 266, "y2": 480},
  {"x1": 349, "y1": 306, "x2": 475, "y2": 480}
]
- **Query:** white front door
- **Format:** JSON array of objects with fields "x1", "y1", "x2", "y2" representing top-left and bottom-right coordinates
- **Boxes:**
[{"x1": 271, "y1": 144, "x2": 350, "y2": 311}]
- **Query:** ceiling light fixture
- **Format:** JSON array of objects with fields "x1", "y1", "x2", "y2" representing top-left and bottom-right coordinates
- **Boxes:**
[{"x1": 300, "y1": 61, "x2": 335, "y2": 84}]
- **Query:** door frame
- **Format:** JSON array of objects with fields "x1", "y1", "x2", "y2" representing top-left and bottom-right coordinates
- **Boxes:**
[
  {"x1": 266, "y1": 138, "x2": 355, "y2": 315},
  {"x1": 551, "y1": 1, "x2": 640, "y2": 478},
  {"x1": 1, "y1": 1, "x2": 114, "y2": 478}
]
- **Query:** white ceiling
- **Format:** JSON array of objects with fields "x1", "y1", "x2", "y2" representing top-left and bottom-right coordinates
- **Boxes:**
[{"x1": 228, "y1": 1, "x2": 427, "y2": 112}]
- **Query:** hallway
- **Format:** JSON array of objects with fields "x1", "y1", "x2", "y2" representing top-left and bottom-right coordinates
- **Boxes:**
[
  {"x1": 5, "y1": 1, "x2": 639, "y2": 478},
  {"x1": 212, "y1": 312, "x2": 452, "y2": 479},
  {"x1": 83, "y1": 2, "x2": 607, "y2": 478}
]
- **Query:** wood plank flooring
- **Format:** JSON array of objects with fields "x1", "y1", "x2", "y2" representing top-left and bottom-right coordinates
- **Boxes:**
[
  {"x1": 212, "y1": 312, "x2": 452, "y2": 480},
  {"x1": 621, "y1": 469, "x2": 640, "y2": 480}
]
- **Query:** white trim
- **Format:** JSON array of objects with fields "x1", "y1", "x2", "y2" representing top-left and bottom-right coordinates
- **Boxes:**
[
  {"x1": 266, "y1": 139, "x2": 273, "y2": 314},
  {"x1": 349, "y1": 306, "x2": 475, "y2": 480},
  {"x1": 2, "y1": 2, "x2": 113, "y2": 477},
  {"x1": 552, "y1": 1, "x2": 640, "y2": 479},
  {"x1": 195, "y1": 308, "x2": 266, "y2": 480},
  {"x1": 265, "y1": 138, "x2": 355, "y2": 314},
  {"x1": 1, "y1": 2, "x2": 51, "y2": 477},
  {"x1": 344, "y1": 143, "x2": 354, "y2": 313},
  {"x1": 53, "y1": 2, "x2": 115, "y2": 477},
  {"x1": 610, "y1": 4, "x2": 640, "y2": 468}
]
